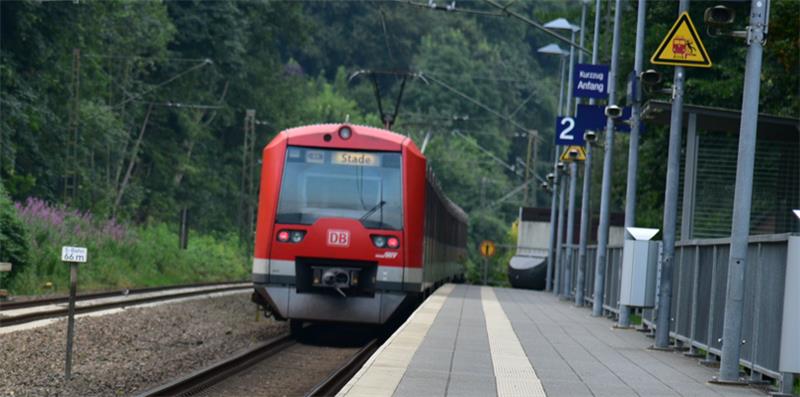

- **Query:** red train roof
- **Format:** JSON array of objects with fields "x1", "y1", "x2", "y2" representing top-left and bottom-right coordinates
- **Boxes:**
[{"x1": 282, "y1": 124, "x2": 413, "y2": 152}]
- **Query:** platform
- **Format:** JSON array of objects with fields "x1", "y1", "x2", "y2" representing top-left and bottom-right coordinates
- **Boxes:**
[{"x1": 338, "y1": 284, "x2": 766, "y2": 397}]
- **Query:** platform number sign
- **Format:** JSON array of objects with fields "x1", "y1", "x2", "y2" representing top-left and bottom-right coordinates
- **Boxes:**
[
  {"x1": 555, "y1": 117, "x2": 584, "y2": 146},
  {"x1": 480, "y1": 240, "x2": 496, "y2": 258},
  {"x1": 61, "y1": 246, "x2": 88, "y2": 263}
]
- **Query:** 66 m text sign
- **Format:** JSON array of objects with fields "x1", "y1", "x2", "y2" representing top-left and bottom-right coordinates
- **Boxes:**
[
  {"x1": 555, "y1": 117, "x2": 585, "y2": 146},
  {"x1": 61, "y1": 246, "x2": 88, "y2": 263}
]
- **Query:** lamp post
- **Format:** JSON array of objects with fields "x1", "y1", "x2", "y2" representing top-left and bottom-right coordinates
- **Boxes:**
[
  {"x1": 576, "y1": 0, "x2": 602, "y2": 307},
  {"x1": 544, "y1": 19, "x2": 580, "y2": 299},
  {"x1": 538, "y1": 43, "x2": 569, "y2": 293}
]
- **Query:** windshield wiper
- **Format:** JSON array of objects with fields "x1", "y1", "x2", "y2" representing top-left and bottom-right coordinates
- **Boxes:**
[{"x1": 359, "y1": 201, "x2": 386, "y2": 221}]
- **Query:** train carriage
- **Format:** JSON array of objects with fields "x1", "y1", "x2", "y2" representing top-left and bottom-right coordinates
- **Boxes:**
[{"x1": 251, "y1": 124, "x2": 467, "y2": 327}]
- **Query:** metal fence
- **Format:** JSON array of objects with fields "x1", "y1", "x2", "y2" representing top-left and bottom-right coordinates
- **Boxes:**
[{"x1": 561, "y1": 233, "x2": 791, "y2": 382}]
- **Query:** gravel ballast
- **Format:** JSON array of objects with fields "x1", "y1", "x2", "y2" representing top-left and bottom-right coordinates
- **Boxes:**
[{"x1": 0, "y1": 292, "x2": 287, "y2": 396}]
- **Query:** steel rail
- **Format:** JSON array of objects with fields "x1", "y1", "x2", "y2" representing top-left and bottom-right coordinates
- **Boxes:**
[
  {"x1": 0, "y1": 283, "x2": 250, "y2": 327},
  {"x1": 305, "y1": 338, "x2": 380, "y2": 397},
  {"x1": 134, "y1": 334, "x2": 295, "y2": 397},
  {"x1": 0, "y1": 281, "x2": 248, "y2": 310}
]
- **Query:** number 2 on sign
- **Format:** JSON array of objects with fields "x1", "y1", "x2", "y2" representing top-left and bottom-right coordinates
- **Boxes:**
[
  {"x1": 555, "y1": 116, "x2": 584, "y2": 146},
  {"x1": 559, "y1": 117, "x2": 575, "y2": 140}
]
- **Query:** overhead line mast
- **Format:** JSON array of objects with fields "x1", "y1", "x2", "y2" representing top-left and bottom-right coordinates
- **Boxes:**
[{"x1": 348, "y1": 70, "x2": 426, "y2": 129}]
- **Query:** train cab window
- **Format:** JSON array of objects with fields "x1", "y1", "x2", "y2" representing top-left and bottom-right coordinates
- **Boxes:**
[{"x1": 276, "y1": 146, "x2": 403, "y2": 230}]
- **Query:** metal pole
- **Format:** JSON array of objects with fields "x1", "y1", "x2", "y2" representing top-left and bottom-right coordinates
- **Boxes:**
[
  {"x1": 591, "y1": 0, "x2": 622, "y2": 317},
  {"x1": 546, "y1": 148, "x2": 558, "y2": 292},
  {"x1": 563, "y1": 160, "x2": 578, "y2": 298},
  {"x1": 717, "y1": 0, "x2": 769, "y2": 382},
  {"x1": 617, "y1": 0, "x2": 647, "y2": 329},
  {"x1": 547, "y1": 56, "x2": 568, "y2": 292},
  {"x1": 558, "y1": 57, "x2": 567, "y2": 116},
  {"x1": 576, "y1": 0, "x2": 601, "y2": 307},
  {"x1": 483, "y1": 256, "x2": 489, "y2": 285},
  {"x1": 555, "y1": 167, "x2": 567, "y2": 295},
  {"x1": 566, "y1": 29, "x2": 576, "y2": 116},
  {"x1": 655, "y1": 0, "x2": 690, "y2": 348},
  {"x1": 561, "y1": 21, "x2": 581, "y2": 300},
  {"x1": 553, "y1": 32, "x2": 572, "y2": 297},
  {"x1": 65, "y1": 262, "x2": 78, "y2": 379}
]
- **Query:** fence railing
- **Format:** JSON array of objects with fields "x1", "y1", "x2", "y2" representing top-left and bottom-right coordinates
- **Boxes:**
[{"x1": 560, "y1": 233, "x2": 791, "y2": 382}]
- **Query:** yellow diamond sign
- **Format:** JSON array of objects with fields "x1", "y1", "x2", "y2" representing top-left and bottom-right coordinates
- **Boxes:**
[{"x1": 651, "y1": 12, "x2": 712, "y2": 68}]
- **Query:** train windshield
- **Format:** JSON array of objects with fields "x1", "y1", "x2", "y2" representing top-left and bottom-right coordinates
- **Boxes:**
[{"x1": 276, "y1": 146, "x2": 403, "y2": 230}]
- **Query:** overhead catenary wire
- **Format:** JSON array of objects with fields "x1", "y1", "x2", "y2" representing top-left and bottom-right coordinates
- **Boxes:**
[
  {"x1": 421, "y1": 72, "x2": 544, "y2": 144},
  {"x1": 115, "y1": 59, "x2": 213, "y2": 109},
  {"x1": 403, "y1": 0, "x2": 506, "y2": 17},
  {"x1": 482, "y1": 0, "x2": 591, "y2": 55}
]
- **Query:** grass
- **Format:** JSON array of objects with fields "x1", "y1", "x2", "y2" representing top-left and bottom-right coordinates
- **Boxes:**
[
  {"x1": 3, "y1": 198, "x2": 249, "y2": 295},
  {"x1": 629, "y1": 313, "x2": 643, "y2": 326}
]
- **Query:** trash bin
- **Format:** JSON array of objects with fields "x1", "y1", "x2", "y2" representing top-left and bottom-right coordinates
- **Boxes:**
[{"x1": 619, "y1": 227, "x2": 660, "y2": 308}]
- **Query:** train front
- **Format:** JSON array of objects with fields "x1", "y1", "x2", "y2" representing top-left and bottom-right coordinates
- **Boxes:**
[{"x1": 251, "y1": 124, "x2": 425, "y2": 325}]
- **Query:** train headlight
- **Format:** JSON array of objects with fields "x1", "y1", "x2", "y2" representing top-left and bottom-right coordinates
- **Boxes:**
[
  {"x1": 339, "y1": 126, "x2": 352, "y2": 140},
  {"x1": 372, "y1": 235, "x2": 387, "y2": 248},
  {"x1": 290, "y1": 231, "x2": 305, "y2": 243},
  {"x1": 387, "y1": 237, "x2": 400, "y2": 249}
]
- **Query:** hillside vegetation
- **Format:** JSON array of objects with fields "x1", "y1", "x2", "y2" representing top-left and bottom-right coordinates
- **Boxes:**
[{"x1": 1, "y1": 1, "x2": 797, "y2": 290}]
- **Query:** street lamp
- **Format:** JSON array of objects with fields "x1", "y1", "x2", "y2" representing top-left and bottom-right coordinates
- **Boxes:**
[
  {"x1": 544, "y1": 19, "x2": 580, "y2": 116},
  {"x1": 537, "y1": 43, "x2": 569, "y2": 116},
  {"x1": 538, "y1": 41, "x2": 571, "y2": 293}
]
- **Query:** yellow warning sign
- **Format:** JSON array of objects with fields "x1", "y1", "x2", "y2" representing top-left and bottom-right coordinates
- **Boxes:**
[
  {"x1": 480, "y1": 240, "x2": 496, "y2": 257},
  {"x1": 560, "y1": 145, "x2": 587, "y2": 162},
  {"x1": 651, "y1": 12, "x2": 712, "y2": 68}
]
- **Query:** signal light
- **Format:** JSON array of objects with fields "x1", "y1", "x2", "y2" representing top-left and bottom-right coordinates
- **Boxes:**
[
  {"x1": 387, "y1": 237, "x2": 400, "y2": 249},
  {"x1": 277, "y1": 230, "x2": 305, "y2": 243},
  {"x1": 277, "y1": 231, "x2": 290, "y2": 242}
]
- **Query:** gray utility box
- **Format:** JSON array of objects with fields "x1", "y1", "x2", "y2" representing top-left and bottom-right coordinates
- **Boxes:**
[
  {"x1": 779, "y1": 235, "x2": 800, "y2": 373},
  {"x1": 619, "y1": 240, "x2": 659, "y2": 308}
]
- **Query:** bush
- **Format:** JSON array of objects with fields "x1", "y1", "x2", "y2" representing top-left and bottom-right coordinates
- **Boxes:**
[
  {"x1": 6, "y1": 197, "x2": 248, "y2": 295},
  {"x1": 0, "y1": 184, "x2": 30, "y2": 285}
]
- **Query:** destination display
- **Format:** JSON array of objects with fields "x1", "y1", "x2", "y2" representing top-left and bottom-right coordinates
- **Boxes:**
[{"x1": 332, "y1": 151, "x2": 380, "y2": 167}]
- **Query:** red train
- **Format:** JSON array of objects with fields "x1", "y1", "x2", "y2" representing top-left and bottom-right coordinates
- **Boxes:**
[{"x1": 251, "y1": 124, "x2": 467, "y2": 330}]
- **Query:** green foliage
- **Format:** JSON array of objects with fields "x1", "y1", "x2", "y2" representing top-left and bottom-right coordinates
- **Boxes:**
[
  {"x1": 7, "y1": 220, "x2": 247, "y2": 295},
  {"x1": 0, "y1": 184, "x2": 30, "y2": 285}
]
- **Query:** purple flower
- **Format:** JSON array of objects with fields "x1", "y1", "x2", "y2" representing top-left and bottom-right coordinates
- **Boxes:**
[{"x1": 14, "y1": 197, "x2": 132, "y2": 245}]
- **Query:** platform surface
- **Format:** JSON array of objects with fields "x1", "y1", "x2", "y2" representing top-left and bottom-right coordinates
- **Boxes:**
[{"x1": 338, "y1": 284, "x2": 766, "y2": 397}]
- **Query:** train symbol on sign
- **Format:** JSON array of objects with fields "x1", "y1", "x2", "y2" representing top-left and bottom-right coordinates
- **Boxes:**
[{"x1": 671, "y1": 37, "x2": 696, "y2": 59}]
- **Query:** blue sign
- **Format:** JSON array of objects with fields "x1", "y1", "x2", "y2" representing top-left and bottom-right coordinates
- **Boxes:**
[
  {"x1": 555, "y1": 116, "x2": 585, "y2": 146},
  {"x1": 575, "y1": 104, "x2": 646, "y2": 134},
  {"x1": 573, "y1": 64, "x2": 610, "y2": 99},
  {"x1": 576, "y1": 104, "x2": 605, "y2": 130}
]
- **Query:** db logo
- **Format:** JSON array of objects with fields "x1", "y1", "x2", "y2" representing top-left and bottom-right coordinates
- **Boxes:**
[{"x1": 327, "y1": 229, "x2": 350, "y2": 247}]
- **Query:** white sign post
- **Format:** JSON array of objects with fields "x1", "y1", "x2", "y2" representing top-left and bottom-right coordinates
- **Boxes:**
[{"x1": 61, "y1": 246, "x2": 87, "y2": 380}]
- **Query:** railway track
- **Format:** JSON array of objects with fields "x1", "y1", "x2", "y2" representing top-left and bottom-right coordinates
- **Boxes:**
[
  {"x1": 305, "y1": 338, "x2": 380, "y2": 397},
  {"x1": 135, "y1": 327, "x2": 381, "y2": 397},
  {"x1": 0, "y1": 282, "x2": 251, "y2": 328},
  {"x1": 135, "y1": 333, "x2": 297, "y2": 397}
]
